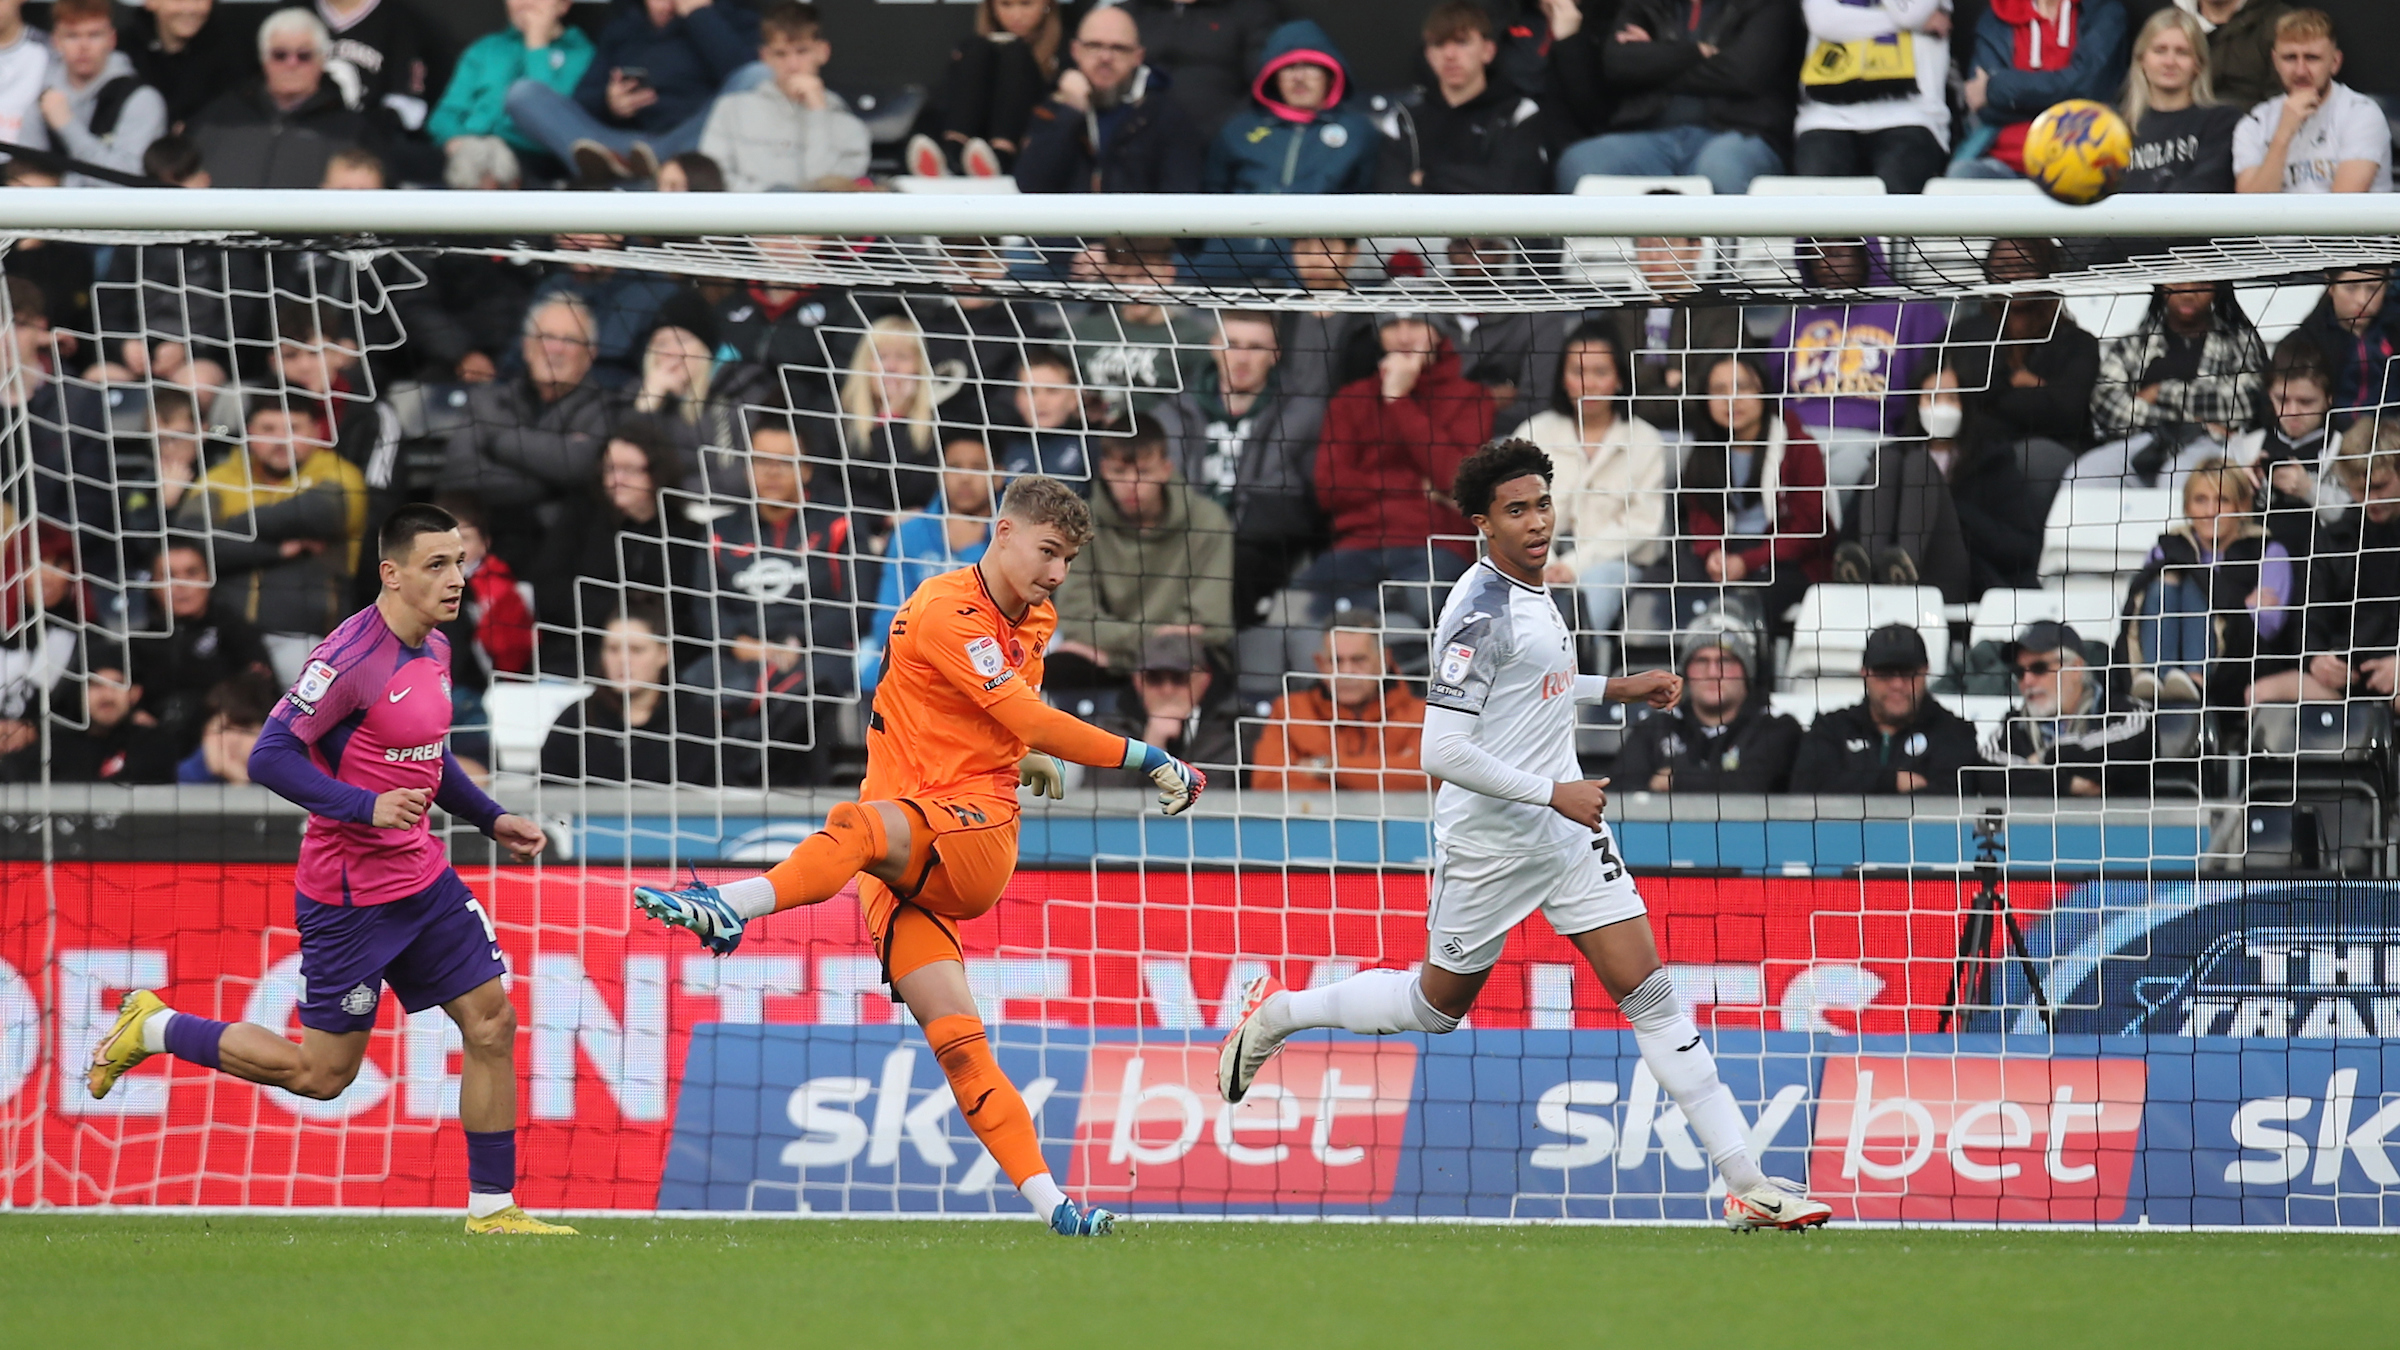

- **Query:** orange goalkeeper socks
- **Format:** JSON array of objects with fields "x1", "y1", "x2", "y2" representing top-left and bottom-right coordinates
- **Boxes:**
[
  {"x1": 924, "y1": 1013, "x2": 1049, "y2": 1190},
  {"x1": 765, "y1": 801, "x2": 895, "y2": 910}
]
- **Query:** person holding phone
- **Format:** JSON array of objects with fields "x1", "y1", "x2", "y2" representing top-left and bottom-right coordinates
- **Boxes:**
[{"x1": 502, "y1": 0, "x2": 761, "y2": 182}]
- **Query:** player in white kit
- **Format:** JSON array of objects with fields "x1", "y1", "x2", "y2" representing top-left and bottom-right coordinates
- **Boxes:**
[{"x1": 1218, "y1": 438, "x2": 1831, "y2": 1231}]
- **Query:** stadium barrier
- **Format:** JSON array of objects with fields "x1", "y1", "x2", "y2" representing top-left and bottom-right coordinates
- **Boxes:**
[{"x1": 4, "y1": 862, "x2": 2393, "y2": 1226}]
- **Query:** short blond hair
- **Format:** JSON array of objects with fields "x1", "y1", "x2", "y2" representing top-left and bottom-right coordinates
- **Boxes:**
[
  {"x1": 2275, "y1": 8, "x2": 2335, "y2": 47},
  {"x1": 2333, "y1": 416, "x2": 2400, "y2": 496},
  {"x1": 1001, "y1": 474, "x2": 1094, "y2": 545}
]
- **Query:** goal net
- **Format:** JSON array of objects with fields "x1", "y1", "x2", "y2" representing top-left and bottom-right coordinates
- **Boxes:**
[{"x1": 4, "y1": 189, "x2": 2397, "y2": 1228}]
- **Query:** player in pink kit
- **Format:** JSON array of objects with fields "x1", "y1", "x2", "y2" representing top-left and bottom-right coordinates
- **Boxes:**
[{"x1": 86, "y1": 505, "x2": 575, "y2": 1235}]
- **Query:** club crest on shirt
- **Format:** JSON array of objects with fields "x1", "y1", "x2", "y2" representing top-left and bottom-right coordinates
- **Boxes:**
[
  {"x1": 291, "y1": 659, "x2": 338, "y2": 712},
  {"x1": 1439, "y1": 642, "x2": 1475, "y2": 684},
  {"x1": 965, "y1": 635, "x2": 1005, "y2": 677}
]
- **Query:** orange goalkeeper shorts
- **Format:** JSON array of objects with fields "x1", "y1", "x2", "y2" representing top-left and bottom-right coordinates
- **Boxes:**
[{"x1": 862, "y1": 794, "x2": 1021, "y2": 985}]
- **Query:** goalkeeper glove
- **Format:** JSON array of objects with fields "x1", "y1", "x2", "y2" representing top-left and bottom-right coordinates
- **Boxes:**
[
  {"x1": 1017, "y1": 751, "x2": 1066, "y2": 801},
  {"x1": 1123, "y1": 740, "x2": 1207, "y2": 816}
]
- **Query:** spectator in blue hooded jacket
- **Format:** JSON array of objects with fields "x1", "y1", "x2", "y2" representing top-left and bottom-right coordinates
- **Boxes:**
[
  {"x1": 504, "y1": 0, "x2": 762, "y2": 182},
  {"x1": 1205, "y1": 21, "x2": 1376, "y2": 195}
]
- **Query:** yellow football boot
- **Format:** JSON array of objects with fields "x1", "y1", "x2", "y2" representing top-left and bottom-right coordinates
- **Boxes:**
[
  {"x1": 87, "y1": 989, "x2": 168, "y2": 1100},
  {"x1": 465, "y1": 1205, "x2": 578, "y2": 1235}
]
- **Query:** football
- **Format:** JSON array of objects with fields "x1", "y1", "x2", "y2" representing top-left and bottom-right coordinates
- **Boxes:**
[{"x1": 2021, "y1": 98, "x2": 2134, "y2": 205}]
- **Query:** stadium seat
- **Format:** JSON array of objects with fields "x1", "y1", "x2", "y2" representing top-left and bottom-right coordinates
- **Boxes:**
[
  {"x1": 892, "y1": 174, "x2": 1019, "y2": 194},
  {"x1": 1728, "y1": 175, "x2": 1885, "y2": 288},
  {"x1": 2038, "y1": 484, "x2": 2178, "y2": 578},
  {"x1": 1783, "y1": 584, "x2": 1952, "y2": 682},
  {"x1": 1969, "y1": 580, "x2": 2128, "y2": 653},
  {"x1": 483, "y1": 680, "x2": 592, "y2": 776},
  {"x1": 1560, "y1": 174, "x2": 1717, "y2": 295}
]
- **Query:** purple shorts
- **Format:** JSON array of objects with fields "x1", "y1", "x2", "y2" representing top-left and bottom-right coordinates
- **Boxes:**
[{"x1": 295, "y1": 868, "x2": 506, "y2": 1034}]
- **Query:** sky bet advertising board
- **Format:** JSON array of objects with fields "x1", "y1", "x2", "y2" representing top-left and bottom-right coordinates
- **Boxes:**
[{"x1": 7, "y1": 866, "x2": 2398, "y2": 1227}]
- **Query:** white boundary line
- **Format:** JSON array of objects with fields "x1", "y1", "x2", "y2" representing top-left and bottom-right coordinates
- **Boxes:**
[
  {"x1": 7, "y1": 188, "x2": 2400, "y2": 239},
  {"x1": 2, "y1": 1206, "x2": 2393, "y2": 1234}
]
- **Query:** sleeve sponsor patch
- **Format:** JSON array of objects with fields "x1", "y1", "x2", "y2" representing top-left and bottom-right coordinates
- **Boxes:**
[
  {"x1": 964, "y1": 635, "x2": 1005, "y2": 678},
  {"x1": 290, "y1": 659, "x2": 338, "y2": 711},
  {"x1": 1438, "y1": 642, "x2": 1476, "y2": 685}
]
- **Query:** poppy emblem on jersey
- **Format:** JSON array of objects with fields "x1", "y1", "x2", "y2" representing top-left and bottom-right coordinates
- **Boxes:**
[
  {"x1": 340, "y1": 983, "x2": 376, "y2": 1016},
  {"x1": 1439, "y1": 643, "x2": 1475, "y2": 685},
  {"x1": 293, "y1": 660, "x2": 338, "y2": 708},
  {"x1": 965, "y1": 635, "x2": 1005, "y2": 677}
]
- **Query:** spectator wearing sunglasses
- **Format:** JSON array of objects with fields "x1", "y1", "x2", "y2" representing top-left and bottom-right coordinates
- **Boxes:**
[
  {"x1": 1978, "y1": 620, "x2": 2157, "y2": 797},
  {"x1": 187, "y1": 8, "x2": 377, "y2": 189}
]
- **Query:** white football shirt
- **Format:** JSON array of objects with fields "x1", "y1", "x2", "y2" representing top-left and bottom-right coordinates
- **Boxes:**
[
  {"x1": 1423, "y1": 559, "x2": 1589, "y2": 857},
  {"x1": 2233, "y1": 81, "x2": 2394, "y2": 194}
]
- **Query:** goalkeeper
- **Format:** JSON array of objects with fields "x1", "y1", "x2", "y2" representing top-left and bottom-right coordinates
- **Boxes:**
[{"x1": 635, "y1": 474, "x2": 1204, "y2": 1237}]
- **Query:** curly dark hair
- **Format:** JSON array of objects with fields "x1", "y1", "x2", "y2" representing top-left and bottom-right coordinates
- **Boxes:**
[{"x1": 1451, "y1": 437, "x2": 1554, "y2": 519}]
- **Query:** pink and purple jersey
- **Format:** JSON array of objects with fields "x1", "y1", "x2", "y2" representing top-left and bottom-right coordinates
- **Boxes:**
[{"x1": 270, "y1": 606, "x2": 458, "y2": 907}]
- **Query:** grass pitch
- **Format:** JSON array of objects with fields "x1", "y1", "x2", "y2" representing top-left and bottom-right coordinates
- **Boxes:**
[{"x1": 3, "y1": 1216, "x2": 2390, "y2": 1349}]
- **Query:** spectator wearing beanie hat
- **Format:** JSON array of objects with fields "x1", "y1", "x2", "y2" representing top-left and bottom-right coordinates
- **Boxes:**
[{"x1": 1611, "y1": 613, "x2": 1801, "y2": 793}]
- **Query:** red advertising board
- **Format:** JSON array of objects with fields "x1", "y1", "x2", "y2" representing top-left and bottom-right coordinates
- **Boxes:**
[{"x1": 0, "y1": 863, "x2": 2051, "y2": 1210}]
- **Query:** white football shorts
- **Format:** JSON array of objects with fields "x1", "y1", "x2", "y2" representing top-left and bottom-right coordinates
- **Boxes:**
[{"x1": 1424, "y1": 828, "x2": 1647, "y2": 974}]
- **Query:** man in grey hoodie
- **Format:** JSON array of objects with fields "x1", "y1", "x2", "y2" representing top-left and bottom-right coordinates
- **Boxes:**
[{"x1": 39, "y1": 0, "x2": 166, "y2": 184}]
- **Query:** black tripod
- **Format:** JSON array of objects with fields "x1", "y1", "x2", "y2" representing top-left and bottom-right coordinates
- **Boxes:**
[{"x1": 1938, "y1": 808, "x2": 2053, "y2": 1032}]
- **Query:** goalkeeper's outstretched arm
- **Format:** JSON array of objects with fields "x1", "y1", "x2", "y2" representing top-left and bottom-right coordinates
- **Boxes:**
[{"x1": 981, "y1": 684, "x2": 1207, "y2": 816}]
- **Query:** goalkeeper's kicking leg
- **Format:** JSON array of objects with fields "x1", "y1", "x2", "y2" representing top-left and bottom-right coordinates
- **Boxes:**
[
  {"x1": 1218, "y1": 915, "x2": 1831, "y2": 1231},
  {"x1": 636, "y1": 797, "x2": 924, "y2": 954}
]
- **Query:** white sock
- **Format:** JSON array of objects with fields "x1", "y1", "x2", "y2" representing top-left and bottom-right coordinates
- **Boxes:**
[
  {"x1": 719, "y1": 875, "x2": 779, "y2": 921},
  {"x1": 1619, "y1": 969, "x2": 1765, "y2": 1192},
  {"x1": 1265, "y1": 968, "x2": 1456, "y2": 1037},
  {"x1": 467, "y1": 1190, "x2": 515, "y2": 1219},
  {"x1": 1019, "y1": 1172, "x2": 1068, "y2": 1215},
  {"x1": 141, "y1": 1009, "x2": 177, "y2": 1054}
]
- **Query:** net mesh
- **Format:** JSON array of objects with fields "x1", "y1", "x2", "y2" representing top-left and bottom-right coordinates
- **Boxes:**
[{"x1": 2, "y1": 216, "x2": 2395, "y2": 1227}]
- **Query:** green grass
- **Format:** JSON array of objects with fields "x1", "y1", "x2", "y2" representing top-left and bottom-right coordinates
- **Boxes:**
[{"x1": 2, "y1": 1216, "x2": 2392, "y2": 1349}]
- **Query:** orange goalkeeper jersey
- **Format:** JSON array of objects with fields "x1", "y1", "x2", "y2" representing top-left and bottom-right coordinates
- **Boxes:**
[{"x1": 864, "y1": 564, "x2": 1127, "y2": 801}]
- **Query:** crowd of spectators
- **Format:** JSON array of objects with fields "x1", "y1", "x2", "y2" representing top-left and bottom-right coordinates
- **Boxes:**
[{"x1": 5, "y1": 0, "x2": 2400, "y2": 811}]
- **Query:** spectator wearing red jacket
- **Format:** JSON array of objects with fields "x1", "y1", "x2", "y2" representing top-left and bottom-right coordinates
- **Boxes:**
[
  {"x1": 1675, "y1": 355, "x2": 1833, "y2": 637},
  {"x1": 1297, "y1": 312, "x2": 1492, "y2": 628},
  {"x1": 434, "y1": 493, "x2": 535, "y2": 766}
]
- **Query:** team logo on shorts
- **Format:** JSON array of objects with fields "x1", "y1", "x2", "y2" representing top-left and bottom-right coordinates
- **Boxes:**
[
  {"x1": 965, "y1": 635, "x2": 1005, "y2": 677},
  {"x1": 340, "y1": 983, "x2": 377, "y2": 1017},
  {"x1": 1439, "y1": 642, "x2": 1475, "y2": 684}
]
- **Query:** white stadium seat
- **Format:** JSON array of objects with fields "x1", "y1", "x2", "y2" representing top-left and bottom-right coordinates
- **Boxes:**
[
  {"x1": 2038, "y1": 484, "x2": 2178, "y2": 578},
  {"x1": 483, "y1": 680, "x2": 593, "y2": 776},
  {"x1": 1970, "y1": 578, "x2": 2129, "y2": 652},
  {"x1": 1784, "y1": 584, "x2": 1952, "y2": 681}
]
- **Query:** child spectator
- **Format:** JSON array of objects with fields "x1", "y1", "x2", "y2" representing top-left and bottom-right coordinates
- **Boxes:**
[
  {"x1": 1791, "y1": 0, "x2": 1954, "y2": 195},
  {"x1": 429, "y1": 0, "x2": 595, "y2": 185},
  {"x1": 2181, "y1": 0, "x2": 2291, "y2": 108},
  {"x1": 1117, "y1": 0, "x2": 1286, "y2": 139},
  {"x1": 541, "y1": 604, "x2": 715, "y2": 785},
  {"x1": 857, "y1": 435, "x2": 996, "y2": 696},
  {"x1": 39, "y1": 0, "x2": 167, "y2": 185},
  {"x1": 907, "y1": 0, "x2": 1062, "y2": 178},
  {"x1": 2122, "y1": 456, "x2": 2293, "y2": 707},
  {"x1": 2234, "y1": 8, "x2": 2390, "y2": 194},
  {"x1": 1015, "y1": 5, "x2": 1204, "y2": 194},
  {"x1": 2121, "y1": 6, "x2": 2242, "y2": 194},
  {"x1": 1677, "y1": 354, "x2": 1833, "y2": 630},
  {"x1": 1205, "y1": 20, "x2": 1376, "y2": 196},
  {"x1": 2250, "y1": 430, "x2": 2400, "y2": 706},
  {"x1": 2234, "y1": 347, "x2": 2339, "y2": 556},
  {"x1": 1559, "y1": 0, "x2": 1800, "y2": 195},
  {"x1": 2290, "y1": 264, "x2": 2400, "y2": 413},
  {"x1": 995, "y1": 346, "x2": 1091, "y2": 480},
  {"x1": 120, "y1": 0, "x2": 256, "y2": 128},
  {"x1": 509, "y1": 0, "x2": 761, "y2": 182},
  {"x1": 1248, "y1": 624, "x2": 1431, "y2": 794},
  {"x1": 1509, "y1": 323, "x2": 1671, "y2": 640},
  {"x1": 1377, "y1": 1, "x2": 1547, "y2": 195},
  {"x1": 1951, "y1": 0, "x2": 2129, "y2": 181},
  {"x1": 698, "y1": 1, "x2": 870, "y2": 192}
]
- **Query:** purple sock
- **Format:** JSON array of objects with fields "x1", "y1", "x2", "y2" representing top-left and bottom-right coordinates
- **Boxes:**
[
  {"x1": 465, "y1": 1129, "x2": 516, "y2": 1195},
  {"x1": 161, "y1": 1014, "x2": 227, "y2": 1070}
]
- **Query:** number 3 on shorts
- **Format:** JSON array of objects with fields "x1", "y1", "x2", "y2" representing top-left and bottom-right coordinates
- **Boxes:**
[{"x1": 464, "y1": 896, "x2": 498, "y2": 942}]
